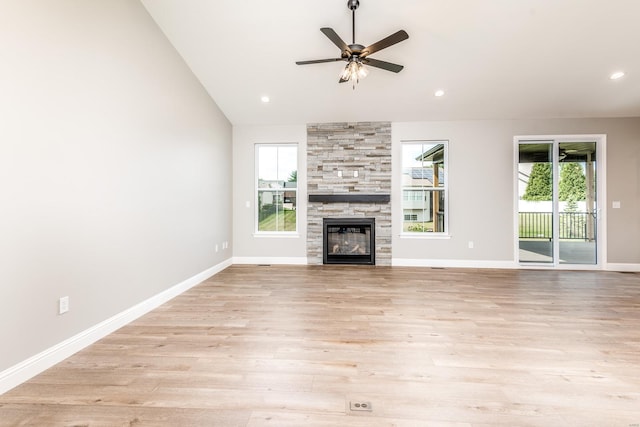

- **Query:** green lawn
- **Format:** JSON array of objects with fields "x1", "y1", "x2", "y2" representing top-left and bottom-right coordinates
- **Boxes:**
[
  {"x1": 519, "y1": 212, "x2": 552, "y2": 239},
  {"x1": 519, "y1": 212, "x2": 588, "y2": 239},
  {"x1": 258, "y1": 209, "x2": 296, "y2": 231},
  {"x1": 403, "y1": 221, "x2": 434, "y2": 232}
]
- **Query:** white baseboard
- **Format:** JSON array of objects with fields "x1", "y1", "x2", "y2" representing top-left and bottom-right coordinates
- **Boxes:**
[
  {"x1": 232, "y1": 256, "x2": 308, "y2": 265},
  {"x1": 605, "y1": 263, "x2": 640, "y2": 272},
  {"x1": 392, "y1": 258, "x2": 519, "y2": 269},
  {"x1": 0, "y1": 258, "x2": 232, "y2": 396},
  {"x1": 394, "y1": 258, "x2": 640, "y2": 272}
]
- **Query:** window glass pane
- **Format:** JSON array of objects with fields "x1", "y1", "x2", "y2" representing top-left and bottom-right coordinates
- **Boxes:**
[
  {"x1": 258, "y1": 145, "x2": 298, "y2": 188},
  {"x1": 402, "y1": 142, "x2": 447, "y2": 233},
  {"x1": 258, "y1": 146, "x2": 278, "y2": 188},
  {"x1": 257, "y1": 144, "x2": 297, "y2": 232},
  {"x1": 403, "y1": 190, "x2": 445, "y2": 232},
  {"x1": 277, "y1": 146, "x2": 297, "y2": 183},
  {"x1": 258, "y1": 190, "x2": 297, "y2": 232}
]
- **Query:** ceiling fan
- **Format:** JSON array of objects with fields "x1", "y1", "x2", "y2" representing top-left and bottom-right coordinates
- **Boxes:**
[{"x1": 296, "y1": 0, "x2": 409, "y2": 87}]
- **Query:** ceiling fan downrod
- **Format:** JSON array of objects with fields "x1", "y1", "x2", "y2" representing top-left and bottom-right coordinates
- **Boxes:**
[{"x1": 348, "y1": 0, "x2": 359, "y2": 44}]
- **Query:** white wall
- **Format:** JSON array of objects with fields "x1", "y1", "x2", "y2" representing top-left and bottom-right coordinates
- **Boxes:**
[
  {"x1": 518, "y1": 201, "x2": 588, "y2": 213},
  {"x1": 232, "y1": 125, "x2": 307, "y2": 263},
  {"x1": 0, "y1": 0, "x2": 232, "y2": 373}
]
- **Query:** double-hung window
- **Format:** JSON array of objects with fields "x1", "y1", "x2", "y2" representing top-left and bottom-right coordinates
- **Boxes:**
[
  {"x1": 256, "y1": 144, "x2": 298, "y2": 233},
  {"x1": 401, "y1": 141, "x2": 448, "y2": 234}
]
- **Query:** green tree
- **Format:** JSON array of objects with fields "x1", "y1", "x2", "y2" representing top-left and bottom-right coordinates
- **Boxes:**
[
  {"x1": 559, "y1": 162, "x2": 586, "y2": 201},
  {"x1": 288, "y1": 170, "x2": 297, "y2": 182},
  {"x1": 523, "y1": 163, "x2": 552, "y2": 201},
  {"x1": 564, "y1": 194, "x2": 578, "y2": 212}
]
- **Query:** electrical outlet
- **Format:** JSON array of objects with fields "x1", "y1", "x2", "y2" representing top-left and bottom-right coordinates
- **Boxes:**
[
  {"x1": 349, "y1": 401, "x2": 372, "y2": 412},
  {"x1": 59, "y1": 296, "x2": 69, "y2": 315},
  {"x1": 215, "y1": 244, "x2": 219, "y2": 252},
  {"x1": 468, "y1": 241, "x2": 474, "y2": 249}
]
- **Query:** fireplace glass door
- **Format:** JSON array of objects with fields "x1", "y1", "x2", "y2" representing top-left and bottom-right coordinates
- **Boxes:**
[{"x1": 323, "y1": 218, "x2": 375, "y2": 265}]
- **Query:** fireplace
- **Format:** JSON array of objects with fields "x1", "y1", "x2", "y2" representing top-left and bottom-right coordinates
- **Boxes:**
[{"x1": 323, "y1": 218, "x2": 375, "y2": 265}]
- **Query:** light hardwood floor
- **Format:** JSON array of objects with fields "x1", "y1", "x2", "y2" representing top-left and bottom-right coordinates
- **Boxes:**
[{"x1": 1, "y1": 265, "x2": 640, "y2": 426}]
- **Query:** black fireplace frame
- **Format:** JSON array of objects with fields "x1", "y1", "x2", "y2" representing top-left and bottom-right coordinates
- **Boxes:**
[{"x1": 323, "y1": 217, "x2": 375, "y2": 265}]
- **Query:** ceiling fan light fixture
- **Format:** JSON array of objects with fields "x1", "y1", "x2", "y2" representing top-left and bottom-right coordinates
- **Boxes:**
[
  {"x1": 339, "y1": 62, "x2": 353, "y2": 81},
  {"x1": 340, "y1": 59, "x2": 367, "y2": 86},
  {"x1": 357, "y1": 63, "x2": 368, "y2": 79}
]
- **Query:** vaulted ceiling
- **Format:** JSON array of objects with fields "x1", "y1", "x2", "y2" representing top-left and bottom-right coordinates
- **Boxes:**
[{"x1": 141, "y1": 0, "x2": 640, "y2": 126}]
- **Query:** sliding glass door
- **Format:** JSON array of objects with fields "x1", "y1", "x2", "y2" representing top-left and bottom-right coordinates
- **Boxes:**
[
  {"x1": 518, "y1": 142, "x2": 554, "y2": 263},
  {"x1": 517, "y1": 138, "x2": 600, "y2": 266}
]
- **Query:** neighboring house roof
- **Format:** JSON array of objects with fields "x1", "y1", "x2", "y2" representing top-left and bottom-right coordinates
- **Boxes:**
[
  {"x1": 403, "y1": 168, "x2": 445, "y2": 186},
  {"x1": 416, "y1": 144, "x2": 445, "y2": 163},
  {"x1": 258, "y1": 179, "x2": 297, "y2": 189}
]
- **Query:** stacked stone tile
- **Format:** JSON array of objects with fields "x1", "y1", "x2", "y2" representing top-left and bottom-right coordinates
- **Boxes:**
[{"x1": 307, "y1": 122, "x2": 392, "y2": 265}]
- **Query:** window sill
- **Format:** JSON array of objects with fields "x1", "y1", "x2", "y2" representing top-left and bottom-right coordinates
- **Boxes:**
[
  {"x1": 253, "y1": 232, "x2": 300, "y2": 239},
  {"x1": 399, "y1": 233, "x2": 451, "y2": 240}
]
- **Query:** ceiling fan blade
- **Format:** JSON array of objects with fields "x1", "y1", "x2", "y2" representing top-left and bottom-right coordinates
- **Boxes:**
[
  {"x1": 320, "y1": 27, "x2": 350, "y2": 54},
  {"x1": 362, "y1": 30, "x2": 409, "y2": 57},
  {"x1": 362, "y1": 58, "x2": 404, "y2": 73},
  {"x1": 296, "y1": 58, "x2": 345, "y2": 65}
]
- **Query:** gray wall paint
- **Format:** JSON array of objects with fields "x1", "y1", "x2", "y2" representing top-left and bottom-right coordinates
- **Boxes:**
[
  {"x1": 232, "y1": 125, "x2": 308, "y2": 260},
  {"x1": 392, "y1": 118, "x2": 640, "y2": 264},
  {"x1": 0, "y1": 0, "x2": 232, "y2": 371},
  {"x1": 603, "y1": 119, "x2": 640, "y2": 263},
  {"x1": 232, "y1": 118, "x2": 640, "y2": 266}
]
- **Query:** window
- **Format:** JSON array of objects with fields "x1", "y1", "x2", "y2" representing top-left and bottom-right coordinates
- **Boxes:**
[
  {"x1": 256, "y1": 144, "x2": 298, "y2": 233},
  {"x1": 401, "y1": 141, "x2": 448, "y2": 234}
]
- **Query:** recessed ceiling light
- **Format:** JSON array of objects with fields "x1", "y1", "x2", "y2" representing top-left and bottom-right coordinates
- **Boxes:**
[
  {"x1": 610, "y1": 71, "x2": 625, "y2": 80},
  {"x1": 261, "y1": 95, "x2": 270, "y2": 103},
  {"x1": 434, "y1": 90, "x2": 445, "y2": 97}
]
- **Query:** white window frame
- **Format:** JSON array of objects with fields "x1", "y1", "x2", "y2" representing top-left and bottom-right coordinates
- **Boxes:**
[
  {"x1": 513, "y1": 134, "x2": 606, "y2": 269},
  {"x1": 400, "y1": 140, "x2": 449, "y2": 237},
  {"x1": 255, "y1": 143, "x2": 298, "y2": 236}
]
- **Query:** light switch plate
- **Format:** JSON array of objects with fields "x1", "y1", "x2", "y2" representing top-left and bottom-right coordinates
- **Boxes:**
[{"x1": 59, "y1": 296, "x2": 69, "y2": 315}]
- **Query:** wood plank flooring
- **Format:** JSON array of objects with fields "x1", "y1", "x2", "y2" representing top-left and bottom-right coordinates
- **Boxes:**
[{"x1": 1, "y1": 265, "x2": 640, "y2": 426}]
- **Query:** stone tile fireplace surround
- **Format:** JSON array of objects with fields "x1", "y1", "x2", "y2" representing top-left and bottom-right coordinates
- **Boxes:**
[{"x1": 307, "y1": 122, "x2": 391, "y2": 265}]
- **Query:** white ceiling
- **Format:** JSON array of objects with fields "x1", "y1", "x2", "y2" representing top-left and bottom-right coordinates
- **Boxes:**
[{"x1": 141, "y1": 0, "x2": 640, "y2": 126}]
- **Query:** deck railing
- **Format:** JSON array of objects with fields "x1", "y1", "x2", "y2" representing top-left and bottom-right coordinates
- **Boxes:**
[{"x1": 519, "y1": 212, "x2": 595, "y2": 240}]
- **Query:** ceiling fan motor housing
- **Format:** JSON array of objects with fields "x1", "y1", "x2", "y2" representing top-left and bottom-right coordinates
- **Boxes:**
[
  {"x1": 347, "y1": 0, "x2": 360, "y2": 11},
  {"x1": 349, "y1": 44, "x2": 365, "y2": 55}
]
